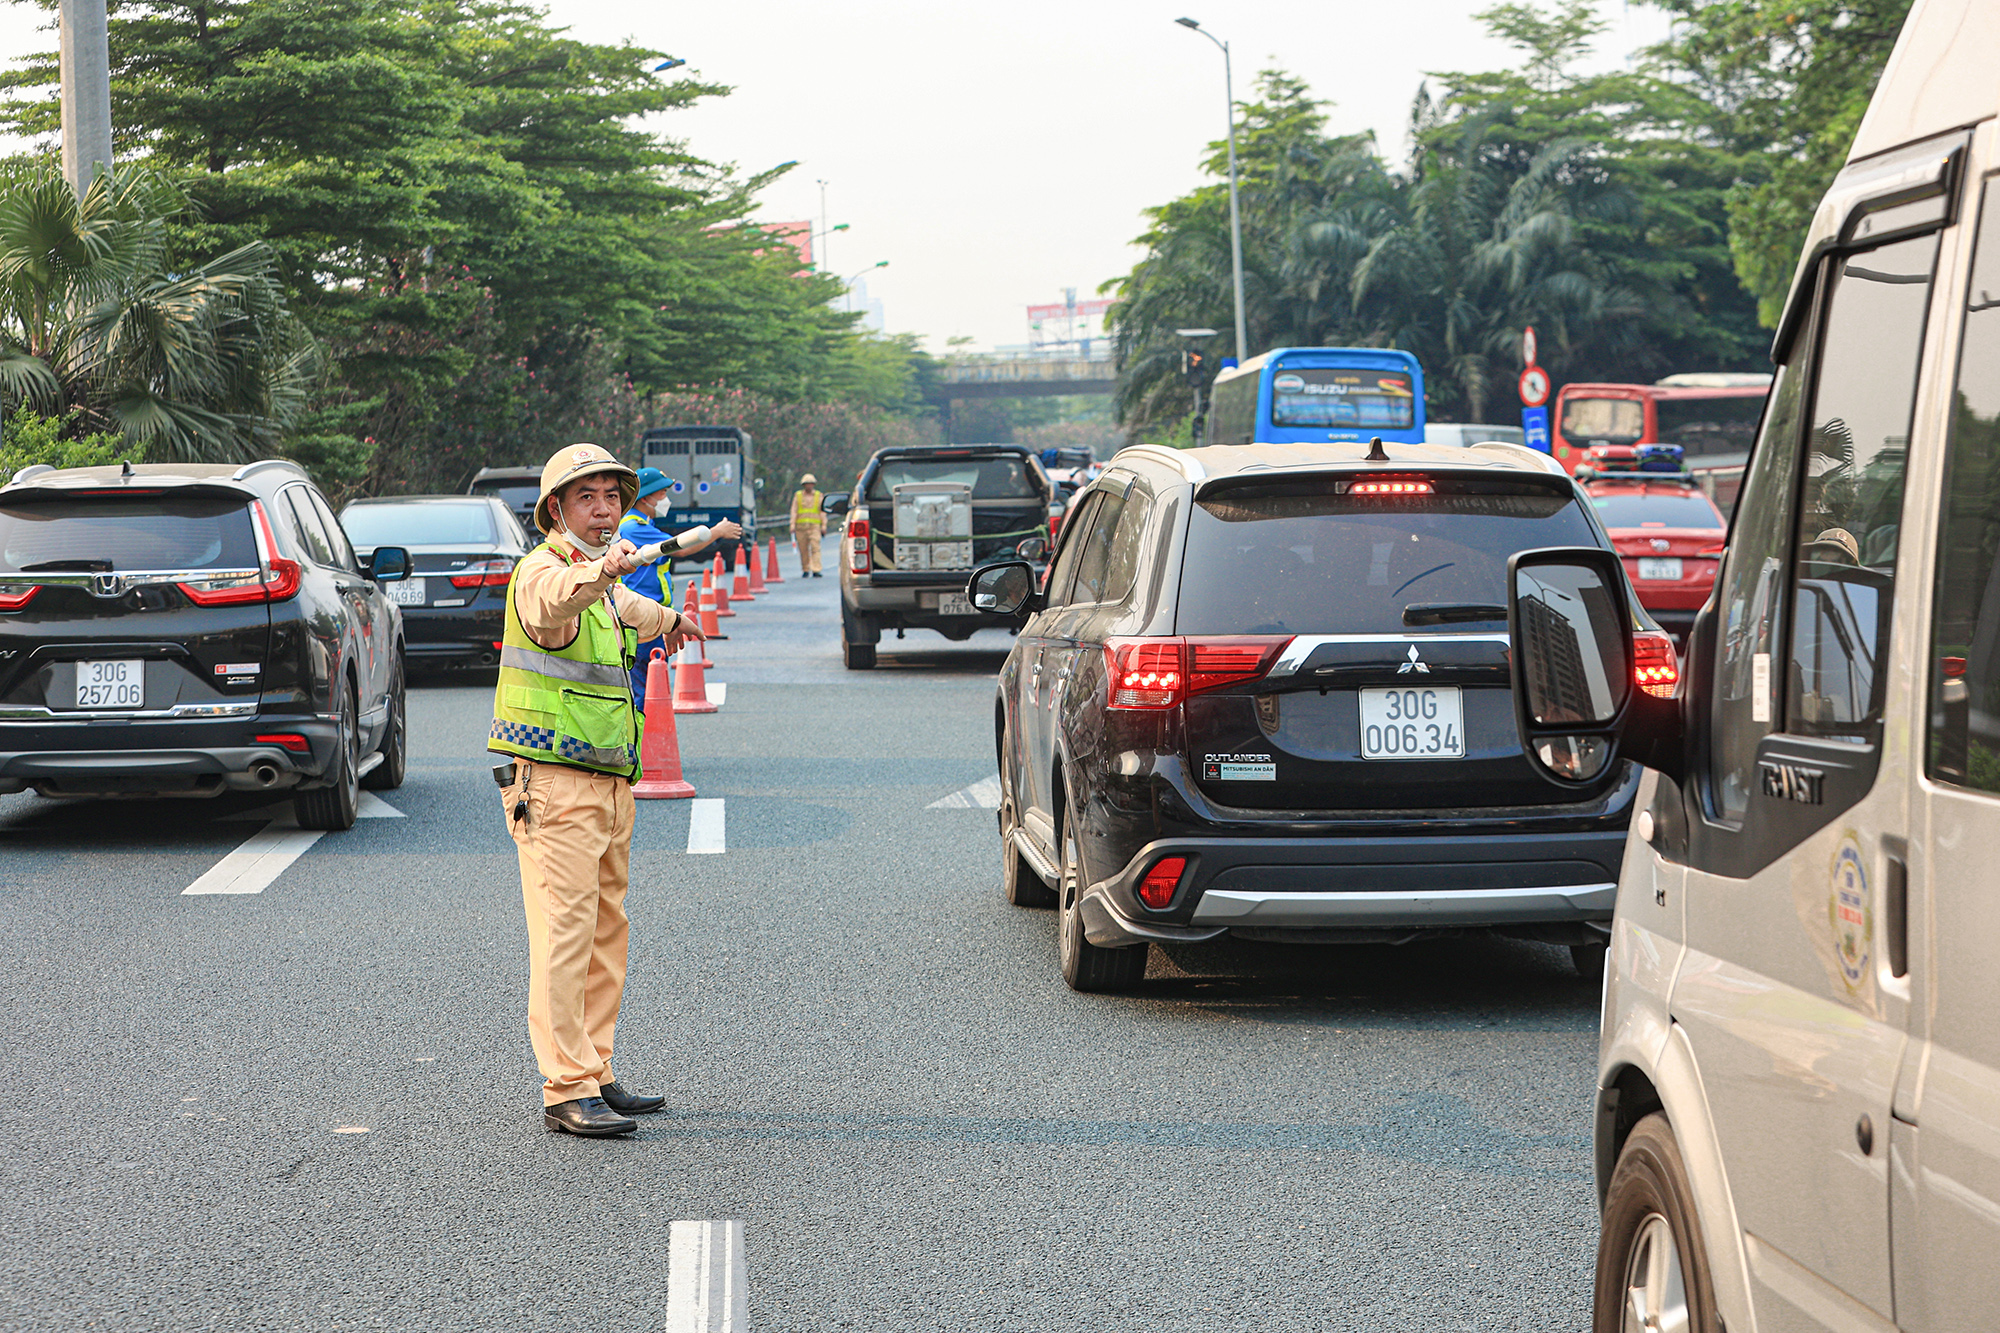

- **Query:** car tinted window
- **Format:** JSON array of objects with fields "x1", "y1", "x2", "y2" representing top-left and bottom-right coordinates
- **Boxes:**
[
  {"x1": 1176, "y1": 481, "x2": 1596, "y2": 635},
  {"x1": 866, "y1": 457, "x2": 1039, "y2": 500},
  {"x1": 1588, "y1": 491, "x2": 1725, "y2": 529},
  {"x1": 1069, "y1": 490, "x2": 1126, "y2": 604},
  {"x1": 1785, "y1": 231, "x2": 1936, "y2": 740},
  {"x1": 306, "y1": 489, "x2": 357, "y2": 571},
  {"x1": 1931, "y1": 179, "x2": 2000, "y2": 790},
  {"x1": 1043, "y1": 491, "x2": 1102, "y2": 609},
  {"x1": 342, "y1": 502, "x2": 497, "y2": 547},
  {"x1": 283, "y1": 488, "x2": 337, "y2": 567},
  {"x1": 0, "y1": 495, "x2": 256, "y2": 572}
]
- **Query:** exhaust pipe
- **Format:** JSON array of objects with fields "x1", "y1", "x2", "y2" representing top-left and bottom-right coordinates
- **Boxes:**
[
  {"x1": 479, "y1": 650, "x2": 499, "y2": 666},
  {"x1": 249, "y1": 761, "x2": 281, "y2": 787}
]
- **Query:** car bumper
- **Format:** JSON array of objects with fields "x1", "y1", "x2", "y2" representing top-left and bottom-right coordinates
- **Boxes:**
[
  {"x1": 400, "y1": 604, "x2": 505, "y2": 665},
  {"x1": 0, "y1": 714, "x2": 341, "y2": 797}
]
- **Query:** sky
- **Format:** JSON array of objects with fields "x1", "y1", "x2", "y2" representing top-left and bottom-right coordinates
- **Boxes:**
[{"x1": 0, "y1": 0, "x2": 1675, "y2": 352}]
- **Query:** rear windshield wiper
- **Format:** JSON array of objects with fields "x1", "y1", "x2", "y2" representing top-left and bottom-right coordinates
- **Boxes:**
[
  {"x1": 1403, "y1": 602, "x2": 1507, "y2": 626},
  {"x1": 19, "y1": 559, "x2": 113, "y2": 572}
]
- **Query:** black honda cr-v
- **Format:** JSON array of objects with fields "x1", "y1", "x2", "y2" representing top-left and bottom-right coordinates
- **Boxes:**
[
  {"x1": 0, "y1": 460, "x2": 412, "y2": 830},
  {"x1": 969, "y1": 439, "x2": 1676, "y2": 991}
]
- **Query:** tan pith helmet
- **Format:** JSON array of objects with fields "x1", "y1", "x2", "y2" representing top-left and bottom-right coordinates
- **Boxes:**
[
  {"x1": 799, "y1": 473, "x2": 817, "y2": 486},
  {"x1": 536, "y1": 443, "x2": 637, "y2": 534}
]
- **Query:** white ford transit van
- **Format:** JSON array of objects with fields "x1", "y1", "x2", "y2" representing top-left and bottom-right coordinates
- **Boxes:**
[{"x1": 1501, "y1": 1, "x2": 2000, "y2": 1327}]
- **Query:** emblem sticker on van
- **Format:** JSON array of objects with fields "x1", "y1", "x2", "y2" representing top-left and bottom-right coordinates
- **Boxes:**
[
  {"x1": 1203, "y1": 753, "x2": 1276, "y2": 781},
  {"x1": 1830, "y1": 835, "x2": 1870, "y2": 992}
]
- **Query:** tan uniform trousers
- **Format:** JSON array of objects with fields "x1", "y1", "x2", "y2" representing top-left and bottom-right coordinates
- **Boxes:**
[
  {"x1": 794, "y1": 523, "x2": 824, "y2": 574},
  {"x1": 500, "y1": 759, "x2": 634, "y2": 1106}
]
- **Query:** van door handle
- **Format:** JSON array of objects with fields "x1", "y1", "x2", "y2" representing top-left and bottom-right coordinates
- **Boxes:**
[{"x1": 1884, "y1": 837, "x2": 1908, "y2": 980}]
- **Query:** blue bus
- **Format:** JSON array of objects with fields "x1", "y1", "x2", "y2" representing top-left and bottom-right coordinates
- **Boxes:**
[{"x1": 1206, "y1": 347, "x2": 1426, "y2": 447}]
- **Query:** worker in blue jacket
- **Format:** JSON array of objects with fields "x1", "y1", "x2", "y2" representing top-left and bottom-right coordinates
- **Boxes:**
[{"x1": 618, "y1": 467, "x2": 738, "y2": 710}]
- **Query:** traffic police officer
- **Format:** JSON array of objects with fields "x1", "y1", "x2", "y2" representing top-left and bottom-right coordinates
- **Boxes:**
[
  {"x1": 790, "y1": 473, "x2": 826, "y2": 577},
  {"x1": 491, "y1": 444, "x2": 713, "y2": 1137},
  {"x1": 616, "y1": 466, "x2": 739, "y2": 710}
]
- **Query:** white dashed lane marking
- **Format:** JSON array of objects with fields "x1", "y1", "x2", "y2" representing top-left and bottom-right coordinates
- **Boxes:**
[
  {"x1": 667, "y1": 1220, "x2": 747, "y2": 1332},
  {"x1": 186, "y1": 794, "x2": 403, "y2": 895},
  {"x1": 928, "y1": 774, "x2": 1001, "y2": 809},
  {"x1": 705, "y1": 681, "x2": 727, "y2": 707},
  {"x1": 687, "y1": 798, "x2": 726, "y2": 854}
]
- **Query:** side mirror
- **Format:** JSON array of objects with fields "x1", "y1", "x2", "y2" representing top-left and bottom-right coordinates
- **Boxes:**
[
  {"x1": 821, "y1": 493, "x2": 850, "y2": 518},
  {"x1": 1507, "y1": 548, "x2": 1636, "y2": 785},
  {"x1": 968, "y1": 560, "x2": 1041, "y2": 617},
  {"x1": 754, "y1": 477, "x2": 765, "y2": 492},
  {"x1": 1014, "y1": 535, "x2": 1048, "y2": 562},
  {"x1": 370, "y1": 545, "x2": 411, "y2": 582}
]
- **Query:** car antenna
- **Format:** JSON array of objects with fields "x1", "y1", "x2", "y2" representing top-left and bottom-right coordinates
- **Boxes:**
[
  {"x1": 120, "y1": 459, "x2": 133, "y2": 478},
  {"x1": 1364, "y1": 437, "x2": 1389, "y2": 462}
]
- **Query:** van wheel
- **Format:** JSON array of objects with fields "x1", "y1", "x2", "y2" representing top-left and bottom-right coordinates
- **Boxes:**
[
  {"x1": 844, "y1": 640, "x2": 876, "y2": 670},
  {"x1": 1572, "y1": 942, "x2": 1608, "y2": 982},
  {"x1": 361, "y1": 652, "x2": 406, "y2": 791},
  {"x1": 295, "y1": 683, "x2": 360, "y2": 831},
  {"x1": 1593, "y1": 1113, "x2": 1720, "y2": 1333},
  {"x1": 1000, "y1": 752, "x2": 1055, "y2": 908},
  {"x1": 1057, "y1": 797, "x2": 1147, "y2": 992}
]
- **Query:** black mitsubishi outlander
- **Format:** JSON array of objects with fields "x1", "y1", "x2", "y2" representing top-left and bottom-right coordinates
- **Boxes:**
[
  {"x1": 0, "y1": 460, "x2": 412, "y2": 830},
  {"x1": 970, "y1": 439, "x2": 1676, "y2": 991}
]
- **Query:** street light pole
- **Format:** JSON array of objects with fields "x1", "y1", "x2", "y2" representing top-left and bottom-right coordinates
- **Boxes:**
[
  {"x1": 843, "y1": 261, "x2": 888, "y2": 315},
  {"x1": 1175, "y1": 18, "x2": 1247, "y2": 363},
  {"x1": 816, "y1": 179, "x2": 831, "y2": 272},
  {"x1": 59, "y1": 0, "x2": 113, "y2": 196}
]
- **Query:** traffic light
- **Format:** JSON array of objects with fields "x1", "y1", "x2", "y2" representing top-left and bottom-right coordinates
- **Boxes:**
[{"x1": 1182, "y1": 348, "x2": 1206, "y2": 386}]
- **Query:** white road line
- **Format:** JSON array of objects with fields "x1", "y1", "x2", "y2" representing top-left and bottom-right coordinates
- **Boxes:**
[
  {"x1": 667, "y1": 1220, "x2": 747, "y2": 1332},
  {"x1": 705, "y1": 681, "x2": 727, "y2": 708},
  {"x1": 182, "y1": 824, "x2": 325, "y2": 895},
  {"x1": 220, "y1": 794, "x2": 403, "y2": 821},
  {"x1": 928, "y1": 774, "x2": 1002, "y2": 809},
  {"x1": 687, "y1": 798, "x2": 726, "y2": 854},
  {"x1": 357, "y1": 793, "x2": 404, "y2": 818}
]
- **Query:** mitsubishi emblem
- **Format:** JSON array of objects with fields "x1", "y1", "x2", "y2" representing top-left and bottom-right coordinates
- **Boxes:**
[{"x1": 1397, "y1": 645, "x2": 1431, "y2": 674}]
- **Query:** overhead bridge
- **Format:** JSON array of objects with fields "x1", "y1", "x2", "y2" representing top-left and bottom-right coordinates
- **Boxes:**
[{"x1": 929, "y1": 351, "x2": 1116, "y2": 439}]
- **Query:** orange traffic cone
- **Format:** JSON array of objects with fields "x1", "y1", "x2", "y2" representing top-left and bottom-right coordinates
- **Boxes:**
[
  {"x1": 698, "y1": 584, "x2": 725, "y2": 639},
  {"x1": 747, "y1": 540, "x2": 766, "y2": 593},
  {"x1": 763, "y1": 536, "x2": 784, "y2": 584},
  {"x1": 714, "y1": 578, "x2": 735, "y2": 618},
  {"x1": 684, "y1": 583, "x2": 715, "y2": 663},
  {"x1": 632, "y1": 649, "x2": 696, "y2": 799},
  {"x1": 672, "y1": 642, "x2": 718, "y2": 714},
  {"x1": 732, "y1": 545, "x2": 753, "y2": 600}
]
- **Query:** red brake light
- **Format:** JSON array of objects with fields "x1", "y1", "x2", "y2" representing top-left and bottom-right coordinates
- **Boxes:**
[
  {"x1": 450, "y1": 559, "x2": 515, "y2": 589},
  {"x1": 0, "y1": 584, "x2": 38, "y2": 611},
  {"x1": 848, "y1": 514, "x2": 871, "y2": 575},
  {"x1": 1137, "y1": 856, "x2": 1187, "y2": 909},
  {"x1": 1634, "y1": 631, "x2": 1679, "y2": 698},
  {"x1": 1942, "y1": 656, "x2": 1968, "y2": 680},
  {"x1": 254, "y1": 733, "x2": 311, "y2": 753},
  {"x1": 1186, "y1": 636, "x2": 1292, "y2": 695},
  {"x1": 176, "y1": 501, "x2": 302, "y2": 605},
  {"x1": 1351, "y1": 479, "x2": 1434, "y2": 496},
  {"x1": 1104, "y1": 638, "x2": 1183, "y2": 710}
]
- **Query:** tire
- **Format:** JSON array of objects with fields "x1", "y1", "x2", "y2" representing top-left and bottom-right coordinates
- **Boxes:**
[
  {"x1": 1057, "y1": 793, "x2": 1147, "y2": 992},
  {"x1": 361, "y1": 652, "x2": 406, "y2": 791},
  {"x1": 1593, "y1": 1113, "x2": 1721, "y2": 1333},
  {"x1": 1000, "y1": 748, "x2": 1055, "y2": 908},
  {"x1": 1573, "y1": 941, "x2": 1608, "y2": 982},
  {"x1": 844, "y1": 639, "x2": 876, "y2": 670},
  {"x1": 295, "y1": 683, "x2": 360, "y2": 831}
]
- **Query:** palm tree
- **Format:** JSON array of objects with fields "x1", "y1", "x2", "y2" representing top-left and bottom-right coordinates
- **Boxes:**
[{"x1": 0, "y1": 166, "x2": 319, "y2": 463}]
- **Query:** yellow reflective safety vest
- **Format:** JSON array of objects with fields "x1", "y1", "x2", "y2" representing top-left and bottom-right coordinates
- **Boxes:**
[
  {"x1": 791, "y1": 489, "x2": 822, "y2": 528},
  {"x1": 488, "y1": 545, "x2": 641, "y2": 779}
]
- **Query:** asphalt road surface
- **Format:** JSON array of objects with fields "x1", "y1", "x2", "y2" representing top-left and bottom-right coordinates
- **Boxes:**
[{"x1": 0, "y1": 544, "x2": 1604, "y2": 1331}]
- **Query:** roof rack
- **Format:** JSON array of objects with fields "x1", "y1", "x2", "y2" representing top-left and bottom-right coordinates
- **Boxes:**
[
  {"x1": 230, "y1": 458, "x2": 309, "y2": 483},
  {"x1": 9, "y1": 463, "x2": 55, "y2": 485}
]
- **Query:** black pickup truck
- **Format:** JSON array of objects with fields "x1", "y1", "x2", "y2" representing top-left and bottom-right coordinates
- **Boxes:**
[{"x1": 828, "y1": 445, "x2": 1053, "y2": 669}]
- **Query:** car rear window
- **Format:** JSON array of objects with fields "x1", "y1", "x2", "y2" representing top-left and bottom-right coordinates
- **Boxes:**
[
  {"x1": 1177, "y1": 481, "x2": 1598, "y2": 635},
  {"x1": 471, "y1": 480, "x2": 540, "y2": 510},
  {"x1": 866, "y1": 457, "x2": 1039, "y2": 500},
  {"x1": 1588, "y1": 491, "x2": 1724, "y2": 529},
  {"x1": 342, "y1": 502, "x2": 497, "y2": 546},
  {"x1": 0, "y1": 495, "x2": 257, "y2": 573}
]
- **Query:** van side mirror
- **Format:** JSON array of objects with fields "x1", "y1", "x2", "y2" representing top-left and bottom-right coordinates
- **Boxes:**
[
  {"x1": 968, "y1": 560, "x2": 1041, "y2": 616},
  {"x1": 369, "y1": 546, "x2": 411, "y2": 582},
  {"x1": 1014, "y1": 535, "x2": 1048, "y2": 562},
  {"x1": 821, "y1": 493, "x2": 850, "y2": 518},
  {"x1": 1507, "y1": 547, "x2": 1662, "y2": 785}
]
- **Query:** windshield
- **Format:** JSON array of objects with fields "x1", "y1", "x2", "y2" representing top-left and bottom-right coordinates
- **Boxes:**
[
  {"x1": 1588, "y1": 491, "x2": 1724, "y2": 529},
  {"x1": 341, "y1": 502, "x2": 498, "y2": 546},
  {"x1": 1655, "y1": 394, "x2": 1765, "y2": 458},
  {"x1": 867, "y1": 457, "x2": 1039, "y2": 500},
  {"x1": 471, "y1": 480, "x2": 539, "y2": 509},
  {"x1": 1270, "y1": 368, "x2": 1416, "y2": 429},
  {"x1": 0, "y1": 495, "x2": 258, "y2": 573},
  {"x1": 1178, "y1": 483, "x2": 1597, "y2": 635},
  {"x1": 1560, "y1": 396, "x2": 1644, "y2": 444}
]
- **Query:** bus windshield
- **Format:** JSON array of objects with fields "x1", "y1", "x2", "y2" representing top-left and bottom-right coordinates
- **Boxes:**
[
  {"x1": 1560, "y1": 397, "x2": 1644, "y2": 444},
  {"x1": 1270, "y1": 369, "x2": 1416, "y2": 430}
]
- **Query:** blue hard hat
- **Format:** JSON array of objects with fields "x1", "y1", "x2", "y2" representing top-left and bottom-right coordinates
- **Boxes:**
[{"x1": 634, "y1": 466, "x2": 670, "y2": 502}]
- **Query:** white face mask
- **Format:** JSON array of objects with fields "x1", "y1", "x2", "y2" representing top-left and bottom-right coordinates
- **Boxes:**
[{"x1": 554, "y1": 500, "x2": 617, "y2": 559}]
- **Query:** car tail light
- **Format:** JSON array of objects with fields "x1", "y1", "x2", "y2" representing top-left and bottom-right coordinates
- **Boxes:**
[
  {"x1": 1105, "y1": 638, "x2": 1183, "y2": 709},
  {"x1": 450, "y1": 559, "x2": 515, "y2": 589},
  {"x1": 0, "y1": 584, "x2": 38, "y2": 611},
  {"x1": 1350, "y1": 479, "x2": 1434, "y2": 496},
  {"x1": 1186, "y1": 636, "x2": 1293, "y2": 694},
  {"x1": 1634, "y1": 631, "x2": 1679, "y2": 698},
  {"x1": 255, "y1": 733, "x2": 311, "y2": 753},
  {"x1": 848, "y1": 513, "x2": 871, "y2": 575},
  {"x1": 1942, "y1": 655, "x2": 1968, "y2": 680},
  {"x1": 177, "y1": 501, "x2": 302, "y2": 606},
  {"x1": 1137, "y1": 856, "x2": 1187, "y2": 909}
]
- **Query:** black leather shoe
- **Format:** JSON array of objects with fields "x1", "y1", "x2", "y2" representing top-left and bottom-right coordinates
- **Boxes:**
[
  {"x1": 599, "y1": 1081, "x2": 666, "y2": 1114},
  {"x1": 543, "y1": 1096, "x2": 637, "y2": 1136}
]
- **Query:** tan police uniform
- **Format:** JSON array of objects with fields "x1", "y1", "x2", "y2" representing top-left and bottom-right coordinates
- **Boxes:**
[{"x1": 790, "y1": 474, "x2": 825, "y2": 576}]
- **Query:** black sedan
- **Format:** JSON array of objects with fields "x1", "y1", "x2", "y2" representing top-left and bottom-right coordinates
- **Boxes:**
[{"x1": 340, "y1": 495, "x2": 531, "y2": 672}]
